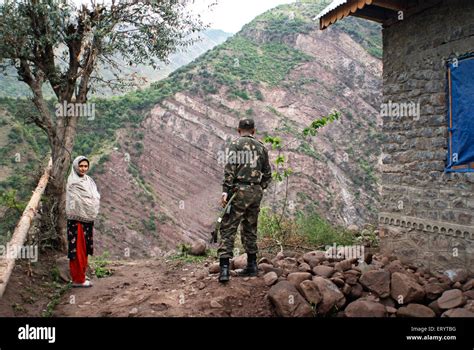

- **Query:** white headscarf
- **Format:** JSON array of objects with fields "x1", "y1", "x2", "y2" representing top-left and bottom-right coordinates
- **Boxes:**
[{"x1": 66, "y1": 156, "x2": 101, "y2": 223}]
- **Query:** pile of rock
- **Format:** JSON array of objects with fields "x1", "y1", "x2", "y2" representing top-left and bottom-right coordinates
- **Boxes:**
[{"x1": 214, "y1": 250, "x2": 474, "y2": 317}]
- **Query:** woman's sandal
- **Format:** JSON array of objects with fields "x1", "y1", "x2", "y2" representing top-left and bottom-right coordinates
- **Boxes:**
[{"x1": 72, "y1": 280, "x2": 93, "y2": 288}]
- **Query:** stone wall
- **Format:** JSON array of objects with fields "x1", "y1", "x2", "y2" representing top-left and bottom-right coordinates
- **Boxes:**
[{"x1": 379, "y1": 0, "x2": 474, "y2": 273}]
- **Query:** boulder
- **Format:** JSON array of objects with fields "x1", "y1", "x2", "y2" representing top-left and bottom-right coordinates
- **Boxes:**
[
  {"x1": 267, "y1": 281, "x2": 313, "y2": 317},
  {"x1": 298, "y1": 262, "x2": 312, "y2": 273},
  {"x1": 258, "y1": 263, "x2": 284, "y2": 277},
  {"x1": 345, "y1": 300, "x2": 387, "y2": 317},
  {"x1": 303, "y1": 250, "x2": 327, "y2": 267},
  {"x1": 437, "y1": 289, "x2": 465, "y2": 309},
  {"x1": 441, "y1": 308, "x2": 474, "y2": 317},
  {"x1": 208, "y1": 263, "x2": 220, "y2": 274},
  {"x1": 299, "y1": 280, "x2": 322, "y2": 305},
  {"x1": 443, "y1": 269, "x2": 468, "y2": 283},
  {"x1": 359, "y1": 270, "x2": 391, "y2": 298},
  {"x1": 287, "y1": 272, "x2": 312, "y2": 288},
  {"x1": 312, "y1": 277, "x2": 346, "y2": 315},
  {"x1": 397, "y1": 304, "x2": 436, "y2": 317},
  {"x1": 424, "y1": 283, "x2": 447, "y2": 300},
  {"x1": 232, "y1": 254, "x2": 247, "y2": 270},
  {"x1": 263, "y1": 272, "x2": 279, "y2": 286},
  {"x1": 189, "y1": 240, "x2": 207, "y2": 256},
  {"x1": 313, "y1": 265, "x2": 335, "y2": 278},
  {"x1": 350, "y1": 283, "x2": 364, "y2": 299},
  {"x1": 391, "y1": 272, "x2": 425, "y2": 304}
]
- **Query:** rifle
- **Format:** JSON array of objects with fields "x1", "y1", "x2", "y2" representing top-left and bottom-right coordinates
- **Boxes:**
[{"x1": 210, "y1": 191, "x2": 238, "y2": 244}]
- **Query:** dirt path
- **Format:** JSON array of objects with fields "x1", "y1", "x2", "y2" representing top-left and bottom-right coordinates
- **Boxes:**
[{"x1": 53, "y1": 258, "x2": 273, "y2": 317}]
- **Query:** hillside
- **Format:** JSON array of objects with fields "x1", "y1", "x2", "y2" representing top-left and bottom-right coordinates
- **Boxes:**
[
  {"x1": 0, "y1": 0, "x2": 383, "y2": 257},
  {"x1": 0, "y1": 29, "x2": 231, "y2": 98}
]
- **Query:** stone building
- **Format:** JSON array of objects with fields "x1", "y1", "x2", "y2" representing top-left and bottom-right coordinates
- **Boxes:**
[{"x1": 316, "y1": 0, "x2": 474, "y2": 273}]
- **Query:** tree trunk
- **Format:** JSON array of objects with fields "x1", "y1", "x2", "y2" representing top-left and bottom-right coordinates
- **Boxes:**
[{"x1": 44, "y1": 111, "x2": 79, "y2": 252}]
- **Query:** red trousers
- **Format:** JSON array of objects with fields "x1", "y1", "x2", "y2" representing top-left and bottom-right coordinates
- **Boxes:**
[{"x1": 69, "y1": 222, "x2": 88, "y2": 283}]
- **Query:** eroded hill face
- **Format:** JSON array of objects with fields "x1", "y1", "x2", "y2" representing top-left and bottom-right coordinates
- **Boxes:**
[{"x1": 90, "y1": 2, "x2": 383, "y2": 258}]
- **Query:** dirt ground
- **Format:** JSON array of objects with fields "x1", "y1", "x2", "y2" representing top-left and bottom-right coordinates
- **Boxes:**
[{"x1": 0, "y1": 253, "x2": 274, "y2": 317}]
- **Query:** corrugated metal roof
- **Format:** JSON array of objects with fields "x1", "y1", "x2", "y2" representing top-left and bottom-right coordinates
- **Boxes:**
[{"x1": 313, "y1": 0, "x2": 349, "y2": 20}]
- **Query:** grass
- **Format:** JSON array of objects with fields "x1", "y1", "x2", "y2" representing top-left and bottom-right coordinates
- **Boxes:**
[
  {"x1": 90, "y1": 252, "x2": 113, "y2": 278},
  {"x1": 258, "y1": 207, "x2": 355, "y2": 251},
  {"x1": 42, "y1": 282, "x2": 71, "y2": 317}
]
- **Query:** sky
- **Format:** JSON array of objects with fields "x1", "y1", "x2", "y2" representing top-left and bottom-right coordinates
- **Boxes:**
[
  {"x1": 0, "y1": 0, "x2": 296, "y2": 33},
  {"x1": 192, "y1": 0, "x2": 296, "y2": 33}
]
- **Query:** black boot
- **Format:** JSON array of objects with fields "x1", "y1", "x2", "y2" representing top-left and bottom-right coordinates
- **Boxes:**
[
  {"x1": 219, "y1": 257, "x2": 230, "y2": 283},
  {"x1": 238, "y1": 253, "x2": 257, "y2": 277}
]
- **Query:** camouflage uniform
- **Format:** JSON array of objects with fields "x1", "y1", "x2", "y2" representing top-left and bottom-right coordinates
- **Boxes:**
[{"x1": 218, "y1": 133, "x2": 272, "y2": 259}]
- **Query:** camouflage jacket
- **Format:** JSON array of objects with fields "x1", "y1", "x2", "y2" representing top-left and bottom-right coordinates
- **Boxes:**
[{"x1": 222, "y1": 135, "x2": 272, "y2": 193}]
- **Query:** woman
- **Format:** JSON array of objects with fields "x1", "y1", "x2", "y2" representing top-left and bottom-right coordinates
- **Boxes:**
[{"x1": 66, "y1": 156, "x2": 101, "y2": 288}]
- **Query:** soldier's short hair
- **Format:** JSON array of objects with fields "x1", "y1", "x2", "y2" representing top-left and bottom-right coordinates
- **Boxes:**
[{"x1": 238, "y1": 118, "x2": 255, "y2": 130}]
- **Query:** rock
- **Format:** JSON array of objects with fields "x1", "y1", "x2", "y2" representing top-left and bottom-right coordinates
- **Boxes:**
[
  {"x1": 312, "y1": 277, "x2": 346, "y2": 315},
  {"x1": 453, "y1": 282, "x2": 462, "y2": 289},
  {"x1": 386, "y1": 260, "x2": 406, "y2": 275},
  {"x1": 379, "y1": 297, "x2": 395, "y2": 308},
  {"x1": 397, "y1": 304, "x2": 436, "y2": 317},
  {"x1": 331, "y1": 277, "x2": 345, "y2": 288},
  {"x1": 391, "y1": 272, "x2": 425, "y2": 304},
  {"x1": 360, "y1": 270, "x2": 391, "y2": 298},
  {"x1": 343, "y1": 272, "x2": 359, "y2": 286},
  {"x1": 129, "y1": 308, "x2": 139, "y2": 316},
  {"x1": 350, "y1": 283, "x2": 364, "y2": 299},
  {"x1": 189, "y1": 240, "x2": 207, "y2": 256},
  {"x1": 334, "y1": 259, "x2": 354, "y2": 272},
  {"x1": 276, "y1": 251, "x2": 285, "y2": 260},
  {"x1": 437, "y1": 289, "x2": 465, "y2": 309},
  {"x1": 386, "y1": 306, "x2": 397, "y2": 314},
  {"x1": 195, "y1": 269, "x2": 208, "y2": 280},
  {"x1": 428, "y1": 300, "x2": 443, "y2": 316},
  {"x1": 197, "y1": 282, "x2": 206, "y2": 290},
  {"x1": 345, "y1": 300, "x2": 387, "y2": 317},
  {"x1": 209, "y1": 263, "x2": 220, "y2": 274},
  {"x1": 263, "y1": 272, "x2": 279, "y2": 286},
  {"x1": 303, "y1": 250, "x2": 326, "y2": 267},
  {"x1": 55, "y1": 256, "x2": 71, "y2": 282},
  {"x1": 258, "y1": 257, "x2": 272, "y2": 265},
  {"x1": 313, "y1": 265, "x2": 335, "y2": 278},
  {"x1": 287, "y1": 272, "x2": 312, "y2": 287},
  {"x1": 424, "y1": 283, "x2": 446, "y2": 300},
  {"x1": 275, "y1": 258, "x2": 299, "y2": 272},
  {"x1": 299, "y1": 280, "x2": 322, "y2": 305},
  {"x1": 444, "y1": 269, "x2": 468, "y2": 283},
  {"x1": 342, "y1": 284, "x2": 352, "y2": 296},
  {"x1": 441, "y1": 308, "x2": 474, "y2": 317},
  {"x1": 258, "y1": 263, "x2": 283, "y2": 277},
  {"x1": 347, "y1": 224, "x2": 359, "y2": 232},
  {"x1": 462, "y1": 279, "x2": 474, "y2": 291},
  {"x1": 267, "y1": 281, "x2": 313, "y2": 317},
  {"x1": 437, "y1": 275, "x2": 451, "y2": 285},
  {"x1": 464, "y1": 300, "x2": 474, "y2": 313},
  {"x1": 210, "y1": 299, "x2": 223, "y2": 308},
  {"x1": 464, "y1": 290, "x2": 474, "y2": 300},
  {"x1": 381, "y1": 256, "x2": 390, "y2": 267},
  {"x1": 232, "y1": 254, "x2": 248, "y2": 269},
  {"x1": 298, "y1": 262, "x2": 312, "y2": 273}
]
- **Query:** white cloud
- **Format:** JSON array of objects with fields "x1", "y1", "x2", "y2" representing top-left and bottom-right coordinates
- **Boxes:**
[{"x1": 193, "y1": 0, "x2": 296, "y2": 33}]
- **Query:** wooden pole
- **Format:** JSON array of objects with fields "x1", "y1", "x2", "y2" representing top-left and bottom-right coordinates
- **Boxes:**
[{"x1": 0, "y1": 158, "x2": 52, "y2": 298}]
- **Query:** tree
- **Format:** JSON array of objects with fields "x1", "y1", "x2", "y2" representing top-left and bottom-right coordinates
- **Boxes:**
[{"x1": 0, "y1": 0, "x2": 207, "y2": 249}]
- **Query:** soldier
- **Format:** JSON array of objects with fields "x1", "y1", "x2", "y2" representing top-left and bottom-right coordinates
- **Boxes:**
[{"x1": 218, "y1": 118, "x2": 272, "y2": 283}]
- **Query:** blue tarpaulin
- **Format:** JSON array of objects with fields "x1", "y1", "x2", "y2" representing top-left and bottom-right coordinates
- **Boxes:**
[{"x1": 446, "y1": 53, "x2": 474, "y2": 172}]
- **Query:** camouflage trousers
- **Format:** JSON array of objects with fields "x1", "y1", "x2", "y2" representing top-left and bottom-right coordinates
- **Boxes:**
[{"x1": 218, "y1": 184, "x2": 263, "y2": 259}]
